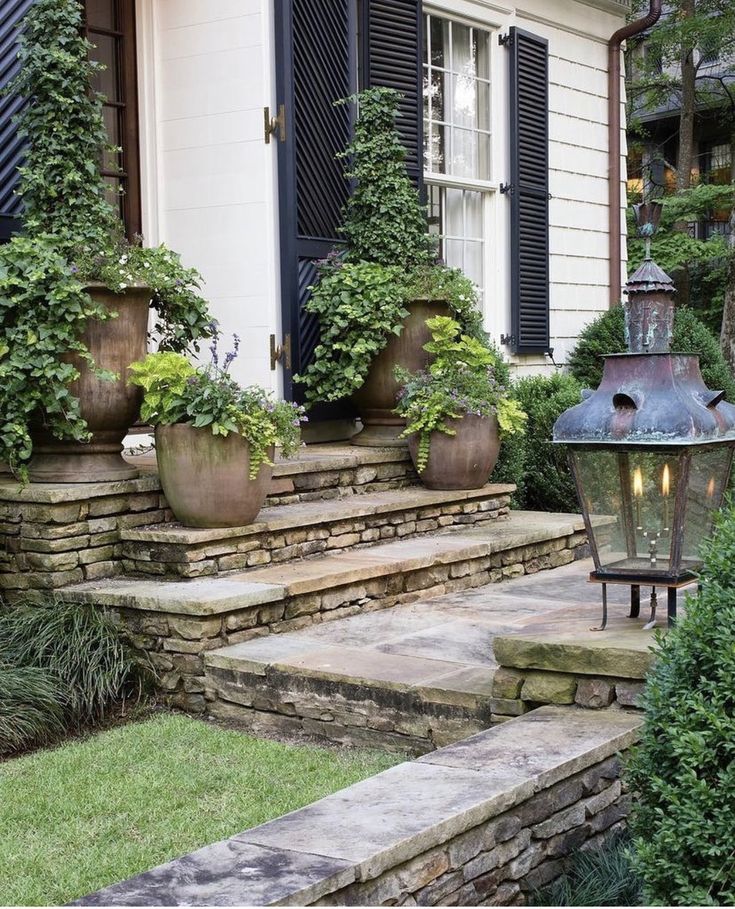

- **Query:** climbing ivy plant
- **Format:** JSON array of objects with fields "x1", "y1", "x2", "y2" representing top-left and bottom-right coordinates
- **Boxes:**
[{"x1": 0, "y1": 0, "x2": 213, "y2": 478}]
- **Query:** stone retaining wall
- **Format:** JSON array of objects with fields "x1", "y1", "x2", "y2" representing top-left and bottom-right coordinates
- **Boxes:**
[
  {"x1": 0, "y1": 477, "x2": 169, "y2": 595},
  {"x1": 75, "y1": 707, "x2": 642, "y2": 908},
  {"x1": 120, "y1": 495, "x2": 512, "y2": 578},
  {"x1": 319, "y1": 753, "x2": 632, "y2": 906},
  {"x1": 490, "y1": 667, "x2": 645, "y2": 721},
  {"x1": 269, "y1": 458, "x2": 418, "y2": 505}
]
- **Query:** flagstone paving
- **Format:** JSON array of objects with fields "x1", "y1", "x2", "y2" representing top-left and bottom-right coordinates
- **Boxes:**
[{"x1": 204, "y1": 558, "x2": 666, "y2": 751}]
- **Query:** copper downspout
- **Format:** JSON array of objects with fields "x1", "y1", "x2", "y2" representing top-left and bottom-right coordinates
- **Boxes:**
[{"x1": 608, "y1": 0, "x2": 662, "y2": 307}]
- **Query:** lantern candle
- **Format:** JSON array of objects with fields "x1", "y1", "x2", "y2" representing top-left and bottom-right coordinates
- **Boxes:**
[
  {"x1": 707, "y1": 476, "x2": 716, "y2": 500},
  {"x1": 633, "y1": 467, "x2": 643, "y2": 530},
  {"x1": 662, "y1": 463, "x2": 670, "y2": 531}
]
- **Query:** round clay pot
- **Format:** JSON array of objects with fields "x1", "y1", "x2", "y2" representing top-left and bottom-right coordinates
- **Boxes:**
[
  {"x1": 29, "y1": 284, "x2": 151, "y2": 483},
  {"x1": 351, "y1": 299, "x2": 449, "y2": 447},
  {"x1": 408, "y1": 414, "x2": 500, "y2": 490},
  {"x1": 155, "y1": 423, "x2": 274, "y2": 527}
]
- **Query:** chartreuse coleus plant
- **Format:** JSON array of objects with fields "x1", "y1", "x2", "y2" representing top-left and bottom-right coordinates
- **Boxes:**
[
  {"x1": 129, "y1": 338, "x2": 306, "y2": 480},
  {"x1": 394, "y1": 317, "x2": 527, "y2": 473},
  {"x1": 0, "y1": 0, "x2": 212, "y2": 479},
  {"x1": 296, "y1": 88, "x2": 485, "y2": 407}
]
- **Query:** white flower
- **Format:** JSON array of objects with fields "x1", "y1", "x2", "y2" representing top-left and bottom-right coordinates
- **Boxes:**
[{"x1": 120, "y1": 255, "x2": 128, "y2": 264}]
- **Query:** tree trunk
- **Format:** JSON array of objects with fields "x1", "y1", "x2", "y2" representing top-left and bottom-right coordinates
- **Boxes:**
[
  {"x1": 719, "y1": 130, "x2": 735, "y2": 375},
  {"x1": 676, "y1": 0, "x2": 696, "y2": 191}
]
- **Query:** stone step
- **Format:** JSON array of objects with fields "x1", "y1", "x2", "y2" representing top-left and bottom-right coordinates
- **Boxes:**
[
  {"x1": 58, "y1": 512, "x2": 590, "y2": 714},
  {"x1": 119, "y1": 484, "x2": 515, "y2": 578},
  {"x1": 125, "y1": 443, "x2": 420, "y2": 506},
  {"x1": 201, "y1": 559, "x2": 650, "y2": 753}
]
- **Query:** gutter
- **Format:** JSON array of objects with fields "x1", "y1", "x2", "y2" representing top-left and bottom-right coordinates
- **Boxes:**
[{"x1": 608, "y1": 0, "x2": 662, "y2": 307}]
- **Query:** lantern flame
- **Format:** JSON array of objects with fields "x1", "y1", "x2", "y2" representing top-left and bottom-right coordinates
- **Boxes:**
[
  {"x1": 707, "y1": 476, "x2": 716, "y2": 499},
  {"x1": 662, "y1": 463, "x2": 670, "y2": 497},
  {"x1": 633, "y1": 467, "x2": 643, "y2": 497}
]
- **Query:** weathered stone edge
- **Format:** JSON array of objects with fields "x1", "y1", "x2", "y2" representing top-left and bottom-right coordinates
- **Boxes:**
[
  {"x1": 493, "y1": 636, "x2": 655, "y2": 679},
  {"x1": 121, "y1": 484, "x2": 518, "y2": 544}
]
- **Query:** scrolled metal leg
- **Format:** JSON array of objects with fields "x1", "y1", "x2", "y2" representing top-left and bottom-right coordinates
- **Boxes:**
[
  {"x1": 591, "y1": 582, "x2": 608, "y2": 631},
  {"x1": 643, "y1": 586, "x2": 657, "y2": 630}
]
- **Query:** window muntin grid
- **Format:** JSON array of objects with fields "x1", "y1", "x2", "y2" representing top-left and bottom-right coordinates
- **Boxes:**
[{"x1": 423, "y1": 14, "x2": 491, "y2": 180}]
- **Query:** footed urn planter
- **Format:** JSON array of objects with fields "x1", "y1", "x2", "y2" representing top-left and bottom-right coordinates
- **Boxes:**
[
  {"x1": 28, "y1": 284, "x2": 151, "y2": 484},
  {"x1": 351, "y1": 299, "x2": 448, "y2": 447},
  {"x1": 409, "y1": 414, "x2": 500, "y2": 490},
  {"x1": 155, "y1": 424, "x2": 274, "y2": 528}
]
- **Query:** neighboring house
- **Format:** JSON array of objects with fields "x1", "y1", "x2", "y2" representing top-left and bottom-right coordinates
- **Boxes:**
[
  {"x1": 627, "y1": 16, "x2": 735, "y2": 238},
  {"x1": 0, "y1": 0, "x2": 630, "y2": 411}
]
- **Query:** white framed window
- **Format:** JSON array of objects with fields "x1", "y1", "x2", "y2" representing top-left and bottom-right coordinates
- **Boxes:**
[{"x1": 423, "y1": 12, "x2": 495, "y2": 299}]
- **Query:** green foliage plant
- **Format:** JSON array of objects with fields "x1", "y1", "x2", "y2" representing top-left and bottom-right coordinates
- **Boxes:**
[
  {"x1": 130, "y1": 337, "x2": 306, "y2": 480},
  {"x1": 394, "y1": 316, "x2": 526, "y2": 473},
  {"x1": 297, "y1": 89, "x2": 485, "y2": 406},
  {"x1": 530, "y1": 833, "x2": 642, "y2": 906},
  {"x1": 0, "y1": 664, "x2": 67, "y2": 755},
  {"x1": 338, "y1": 88, "x2": 435, "y2": 267},
  {"x1": 512, "y1": 372, "x2": 583, "y2": 513},
  {"x1": 627, "y1": 501, "x2": 735, "y2": 905},
  {"x1": 0, "y1": 0, "x2": 212, "y2": 479},
  {"x1": 567, "y1": 304, "x2": 735, "y2": 403},
  {"x1": 0, "y1": 597, "x2": 151, "y2": 754}
]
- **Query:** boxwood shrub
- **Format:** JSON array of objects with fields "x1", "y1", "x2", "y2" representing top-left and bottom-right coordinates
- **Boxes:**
[{"x1": 627, "y1": 502, "x2": 735, "y2": 905}]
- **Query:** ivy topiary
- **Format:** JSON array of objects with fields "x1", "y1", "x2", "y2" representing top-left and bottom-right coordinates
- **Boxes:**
[
  {"x1": 567, "y1": 305, "x2": 735, "y2": 403},
  {"x1": 338, "y1": 88, "x2": 435, "y2": 268},
  {"x1": 0, "y1": 0, "x2": 213, "y2": 478},
  {"x1": 627, "y1": 502, "x2": 735, "y2": 905}
]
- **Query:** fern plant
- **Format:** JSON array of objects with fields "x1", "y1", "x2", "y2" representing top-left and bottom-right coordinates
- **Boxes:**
[{"x1": 394, "y1": 317, "x2": 526, "y2": 472}]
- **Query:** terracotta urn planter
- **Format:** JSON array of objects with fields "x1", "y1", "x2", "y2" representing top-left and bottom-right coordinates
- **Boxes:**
[
  {"x1": 351, "y1": 299, "x2": 448, "y2": 447},
  {"x1": 408, "y1": 414, "x2": 500, "y2": 490},
  {"x1": 155, "y1": 424, "x2": 274, "y2": 528},
  {"x1": 28, "y1": 284, "x2": 151, "y2": 484}
]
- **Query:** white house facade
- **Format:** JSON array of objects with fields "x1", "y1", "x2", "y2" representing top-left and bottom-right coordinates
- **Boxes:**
[{"x1": 0, "y1": 0, "x2": 631, "y2": 402}]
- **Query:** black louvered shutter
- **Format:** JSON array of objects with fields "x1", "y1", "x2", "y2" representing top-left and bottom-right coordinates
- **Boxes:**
[
  {"x1": 362, "y1": 0, "x2": 423, "y2": 187},
  {"x1": 0, "y1": 0, "x2": 33, "y2": 242},
  {"x1": 275, "y1": 0, "x2": 356, "y2": 405},
  {"x1": 507, "y1": 26, "x2": 550, "y2": 355}
]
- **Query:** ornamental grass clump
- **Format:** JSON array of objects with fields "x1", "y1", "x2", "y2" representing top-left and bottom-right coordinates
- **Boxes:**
[
  {"x1": 130, "y1": 336, "x2": 306, "y2": 479},
  {"x1": 394, "y1": 316, "x2": 526, "y2": 472},
  {"x1": 0, "y1": 0, "x2": 213, "y2": 478},
  {"x1": 626, "y1": 501, "x2": 735, "y2": 905},
  {"x1": 0, "y1": 598, "x2": 151, "y2": 755}
]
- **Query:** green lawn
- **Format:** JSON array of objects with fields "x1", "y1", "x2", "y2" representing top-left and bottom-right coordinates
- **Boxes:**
[{"x1": 0, "y1": 712, "x2": 401, "y2": 906}]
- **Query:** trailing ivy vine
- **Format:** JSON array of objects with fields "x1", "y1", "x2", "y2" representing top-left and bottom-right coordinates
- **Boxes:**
[{"x1": 0, "y1": 0, "x2": 213, "y2": 478}]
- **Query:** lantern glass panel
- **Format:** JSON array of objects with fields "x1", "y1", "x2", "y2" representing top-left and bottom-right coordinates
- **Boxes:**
[
  {"x1": 680, "y1": 447, "x2": 734, "y2": 568},
  {"x1": 571, "y1": 449, "x2": 684, "y2": 577}
]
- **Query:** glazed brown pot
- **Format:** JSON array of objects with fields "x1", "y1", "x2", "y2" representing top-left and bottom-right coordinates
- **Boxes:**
[
  {"x1": 28, "y1": 284, "x2": 150, "y2": 483},
  {"x1": 408, "y1": 414, "x2": 500, "y2": 490},
  {"x1": 155, "y1": 424, "x2": 274, "y2": 528},
  {"x1": 351, "y1": 299, "x2": 448, "y2": 447}
]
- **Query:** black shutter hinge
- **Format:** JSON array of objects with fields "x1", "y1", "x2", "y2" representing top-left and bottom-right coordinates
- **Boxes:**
[
  {"x1": 500, "y1": 333, "x2": 516, "y2": 347},
  {"x1": 498, "y1": 32, "x2": 513, "y2": 47},
  {"x1": 500, "y1": 182, "x2": 514, "y2": 195}
]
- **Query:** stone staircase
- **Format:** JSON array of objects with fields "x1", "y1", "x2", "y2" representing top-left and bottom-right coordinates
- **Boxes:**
[{"x1": 2, "y1": 443, "x2": 590, "y2": 741}]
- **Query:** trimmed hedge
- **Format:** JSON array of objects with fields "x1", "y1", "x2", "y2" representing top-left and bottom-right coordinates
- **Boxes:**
[
  {"x1": 494, "y1": 371, "x2": 582, "y2": 514},
  {"x1": 627, "y1": 503, "x2": 735, "y2": 905},
  {"x1": 567, "y1": 305, "x2": 735, "y2": 404}
]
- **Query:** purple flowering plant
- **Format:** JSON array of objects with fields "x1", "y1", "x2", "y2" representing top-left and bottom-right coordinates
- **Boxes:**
[{"x1": 130, "y1": 334, "x2": 307, "y2": 479}]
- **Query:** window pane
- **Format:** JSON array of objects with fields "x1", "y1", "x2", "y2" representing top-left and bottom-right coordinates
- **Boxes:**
[
  {"x1": 465, "y1": 190, "x2": 483, "y2": 238},
  {"x1": 445, "y1": 238, "x2": 464, "y2": 270},
  {"x1": 423, "y1": 13, "x2": 492, "y2": 180},
  {"x1": 443, "y1": 187, "x2": 464, "y2": 237},
  {"x1": 86, "y1": 0, "x2": 115, "y2": 29},
  {"x1": 464, "y1": 240, "x2": 483, "y2": 288},
  {"x1": 102, "y1": 106, "x2": 121, "y2": 172},
  {"x1": 89, "y1": 33, "x2": 119, "y2": 101},
  {"x1": 451, "y1": 127, "x2": 477, "y2": 177}
]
